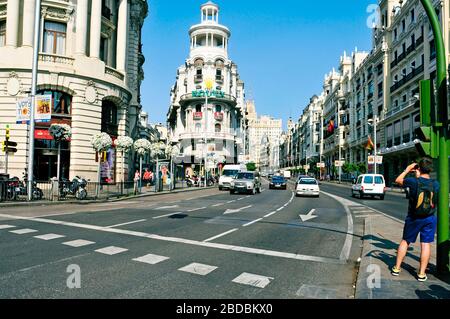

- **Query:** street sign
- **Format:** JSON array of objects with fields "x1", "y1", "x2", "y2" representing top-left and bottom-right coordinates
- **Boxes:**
[
  {"x1": 368, "y1": 156, "x2": 383, "y2": 165},
  {"x1": 303, "y1": 165, "x2": 310, "y2": 170},
  {"x1": 316, "y1": 163, "x2": 325, "y2": 168},
  {"x1": 334, "y1": 160, "x2": 345, "y2": 167}
]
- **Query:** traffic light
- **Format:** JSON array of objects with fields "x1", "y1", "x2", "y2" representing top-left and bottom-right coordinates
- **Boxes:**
[
  {"x1": 5, "y1": 125, "x2": 10, "y2": 140},
  {"x1": 1, "y1": 140, "x2": 17, "y2": 153},
  {"x1": 415, "y1": 80, "x2": 438, "y2": 158}
]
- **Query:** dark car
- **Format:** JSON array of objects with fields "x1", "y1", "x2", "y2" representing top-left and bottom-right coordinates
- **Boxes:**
[{"x1": 269, "y1": 176, "x2": 287, "y2": 190}]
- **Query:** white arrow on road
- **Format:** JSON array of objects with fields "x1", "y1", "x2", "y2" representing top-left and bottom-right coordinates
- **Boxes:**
[
  {"x1": 224, "y1": 205, "x2": 252, "y2": 215},
  {"x1": 299, "y1": 209, "x2": 318, "y2": 222}
]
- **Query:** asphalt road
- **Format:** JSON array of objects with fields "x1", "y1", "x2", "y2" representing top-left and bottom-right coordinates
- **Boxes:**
[{"x1": 0, "y1": 181, "x2": 364, "y2": 299}]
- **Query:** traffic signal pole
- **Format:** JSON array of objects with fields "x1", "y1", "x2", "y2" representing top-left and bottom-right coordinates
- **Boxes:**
[{"x1": 420, "y1": 0, "x2": 449, "y2": 273}]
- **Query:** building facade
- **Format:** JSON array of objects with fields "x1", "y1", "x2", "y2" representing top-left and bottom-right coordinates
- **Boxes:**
[
  {"x1": 0, "y1": 0, "x2": 148, "y2": 183},
  {"x1": 246, "y1": 100, "x2": 282, "y2": 168},
  {"x1": 167, "y1": 1, "x2": 246, "y2": 174}
]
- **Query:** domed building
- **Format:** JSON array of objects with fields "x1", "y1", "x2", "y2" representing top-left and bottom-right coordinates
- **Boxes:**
[{"x1": 167, "y1": 1, "x2": 246, "y2": 176}]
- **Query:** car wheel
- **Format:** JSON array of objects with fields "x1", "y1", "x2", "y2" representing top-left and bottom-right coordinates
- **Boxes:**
[
  {"x1": 230, "y1": 190, "x2": 235, "y2": 195},
  {"x1": 380, "y1": 195, "x2": 385, "y2": 200},
  {"x1": 257, "y1": 187, "x2": 261, "y2": 194},
  {"x1": 351, "y1": 191, "x2": 356, "y2": 198},
  {"x1": 219, "y1": 186, "x2": 223, "y2": 191},
  {"x1": 252, "y1": 188, "x2": 256, "y2": 195},
  {"x1": 359, "y1": 191, "x2": 364, "y2": 199}
]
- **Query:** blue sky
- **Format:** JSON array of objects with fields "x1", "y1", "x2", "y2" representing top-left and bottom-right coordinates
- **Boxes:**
[{"x1": 140, "y1": 0, "x2": 375, "y2": 129}]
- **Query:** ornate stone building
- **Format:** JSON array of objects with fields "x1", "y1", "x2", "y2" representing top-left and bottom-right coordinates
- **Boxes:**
[{"x1": 0, "y1": 0, "x2": 148, "y2": 183}]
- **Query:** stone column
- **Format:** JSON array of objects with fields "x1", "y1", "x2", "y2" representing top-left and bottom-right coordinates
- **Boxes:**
[
  {"x1": 6, "y1": 0, "x2": 20, "y2": 47},
  {"x1": 116, "y1": 0, "x2": 129, "y2": 72},
  {"x1": 22, "y1": 0, "x2": 36, "y2": 47},
  {"x1": 76, "y1": 0, "x2": 89, "y2": 55},
  {"x1": 90, "y1": 0, "x2": 102, "y2": 59}
]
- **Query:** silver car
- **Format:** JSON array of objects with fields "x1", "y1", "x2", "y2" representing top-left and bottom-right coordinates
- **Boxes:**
[{"x1": 230, "y1": 172, "x2": 262, "y2": 195}]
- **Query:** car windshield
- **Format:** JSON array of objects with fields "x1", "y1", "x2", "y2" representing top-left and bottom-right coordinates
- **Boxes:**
[
  {"x1": 375, "y1": 176, "x2": 384, "y2": 184},
  {"x1": 299, "y1": 179, "x2": 317, "y2": 185},
  {"x1": 236, "y1": 173, "x2": 254, "y2": 180},
  {"x1": 223, "y1": 170, "x2": 239, "y2": 177},
  {"x1": 272, "y1": 177, "x2": 285, "y2": 182}
]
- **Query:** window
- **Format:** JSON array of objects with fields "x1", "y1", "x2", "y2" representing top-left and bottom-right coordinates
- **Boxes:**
[
  {"x1": 0, "y1": 20, "x2": 5, "y2": 47},
  {"x1": 101, "y1": 100, "x2": 118, "y2": 136},
  {"x1": 375, "y1": 176, "x2": 384, "y2": 184},
  {"x1": 402, "y1": 19, "x2": 406, "y2": 32},
  {"x1": 411, "y1": 9, "x2": 415, "y2": 23},
  {"x1": 215, "y1": 124, "x2": 221, "y2": 133},
  {"x1": 43, "y1": 21, "x2": 66, "y2": 55},
  {"x1": 430, "y1": 40, "x2": 436, "y2": 60},
  {"x1": 100, "y1": 37, "x2": 108, "y2": 64},
  {"x1": 215, "y1": 105, "x2": 221, "y2": 112},
  {"x1": 195, "y1": 123, "x2": 201, "y2": 133},
  {"x1": 364, "y1": 176, "x2": 374, "y2": 184},
  {"x1": 195, "y1": 104, "x2": 202, "y2": 113},
  {"x1": 394, "y1": 28, "x2": 398, "y2": 40},
  {"x1": 37, "y1": 90, "x2": 72, "y2": 116}
]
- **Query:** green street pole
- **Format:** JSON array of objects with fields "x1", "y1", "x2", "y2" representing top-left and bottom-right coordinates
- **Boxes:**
[{"x1": 420, "y1": 0, "x2": 449, "y2": 273}]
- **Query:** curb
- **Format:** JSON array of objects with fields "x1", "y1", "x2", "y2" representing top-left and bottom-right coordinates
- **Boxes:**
[{"x1": 0, "y1": 186, "x2": 217, "y2": 208}]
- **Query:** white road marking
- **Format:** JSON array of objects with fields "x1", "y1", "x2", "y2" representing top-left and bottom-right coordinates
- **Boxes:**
[
  {"x1": 227, "y1": 200, "x2": 236, "y2": 204},
  {"x1": 106, "y1": 219, "x2": 146, "y2": 228},
  {"x1": 187, "y1": 207, "x2": 207, "y2": 212},
  {"x1": 95, "y1": 246, "x2": 128, "y2": 255},
  {"x1": 0, "y1": 225, "x2": 16, "y2": 230},
  {"x1": 0, "y1": 213, "x2": 343, "y2": 264},
  {"x1": 232, "y1": 273, "x2": 274, "y2": 289},
  {"x1": 9, "y1": 229, "x2": 38, "y2": 235},
  {"x1": 356, "y1": 215, "x2": 380, "y2": 218},
  {"x1": 212, "y1": 203, "x2": 225, "y2": 207},
  {"x1": 62, "y1": 240, "x2": 95, "y2": 248},
  {"x1": 133, "y1": 254, "x2": 169, "y2": 265},
  {"x1": 243, "y1": 218, "x2": 263, "y2": 227},
  {"x1": 237, "y1": 198, "x2": 245, "y2": 201},
  {"x1": 153, "y1": 212, "x2": 183, "y2": 219},
  {"x1": 320, "y1": 191, "x2": 354, "y2": 262},
  {"x1": 178, "y1": 263, "x2": 218, "y2": 276},
  {"x1": 264, "y1": 212, "x2": 277, "y2": 218},
  {"x1": 224, "y1": 205, "x2": 252, "y2": 215},
  {"x1": 156, "y1": 205, "x2": 179, "y2": 210},
  {"x1": 33, "y1": 234, "x2": 65, "y2": 241},
  {"x1": 299, "y1": 209, "x2": 318, "y2": 222},
  {"x1": 203, "y1": 228, "x2": 239, "y2": 242}
]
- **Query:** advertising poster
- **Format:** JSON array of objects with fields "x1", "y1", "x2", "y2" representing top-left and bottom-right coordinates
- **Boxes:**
[
  {"x1": 100, "y1": 148, "x2": 116, "y2": 184},
  {"x1": 16, "y1": 95, "x2": 52, "y2": 124},
  {"x1": 158, "y1": 162, "x2": 171, "y2": 185}
]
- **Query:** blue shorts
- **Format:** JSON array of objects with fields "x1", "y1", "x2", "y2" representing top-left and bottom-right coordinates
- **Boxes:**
[{"x1": 403, "y1": 215, "x2": 437, "y2": 244}]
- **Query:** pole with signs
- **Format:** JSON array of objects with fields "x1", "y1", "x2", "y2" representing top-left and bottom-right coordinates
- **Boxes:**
[
  {"x1": 374, "y1": 116, "x2": 378, "y2": 175},
  {"x1": 27, "y1": 0, "x2": 42, "y2": 201}
]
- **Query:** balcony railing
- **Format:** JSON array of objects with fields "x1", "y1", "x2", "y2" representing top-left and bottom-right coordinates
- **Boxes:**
[
  {"x1": 38, "y1": 53, "x2": 74, "y2": 66},
  {"x1": 397, "y1": 52, "x2": 406, "y2": 63},
  {"x1": 194, "y1": 74, "x2": 203, "y2": 83},
  {"x1": 180, "y1": 92, "x2": 237, "y2": 106},
  {"x1": 390, "y1": 64, "x2": 424, "y2": 93},
  {"x1": 193, "y1": 112, "x2": 203, "y2": 120},
  {"x1": 391, "y1": 58, "x2": 397, "y2": 69},
  {"x1": 416, "y1": 35, "x2": 424, "y2": 46},
  {"x1": 214, "y1": 112, "x2": 224, "y2": 121},
  {"x1": 105, "y1": 66, "x2": 125, "y2": 81}
]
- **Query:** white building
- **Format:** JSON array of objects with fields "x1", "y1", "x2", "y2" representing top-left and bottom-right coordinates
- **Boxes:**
[
  {"x1": 246, "y1": 100, "x2": 282, "y2": 168},
  {"x1": 0, "y1": 0, "x2": 148, "y2": 183},
  {"x1": 167, "y1": 1, "x2": 245, "y2": 174}
]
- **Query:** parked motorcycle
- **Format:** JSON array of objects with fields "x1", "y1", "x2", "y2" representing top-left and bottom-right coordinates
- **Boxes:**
[
  {"x1": 59, "y1": 176, "x2": 88, "y2": 200},
  {"x1": 185, "y1": 175, "x2": 199, "y2": 188},
  {"x1": 20, "y1": 171, "x2": 43, "y2": 200}
]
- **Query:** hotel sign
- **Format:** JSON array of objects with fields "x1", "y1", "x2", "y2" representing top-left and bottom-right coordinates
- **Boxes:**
[{"x1": 192, "y1": 90, "x2": 225, "y2": 99}]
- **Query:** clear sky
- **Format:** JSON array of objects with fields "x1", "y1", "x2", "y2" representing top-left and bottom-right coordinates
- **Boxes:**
[{"x1": 140, "y1": 0, "x2": 375, "y2": 129}]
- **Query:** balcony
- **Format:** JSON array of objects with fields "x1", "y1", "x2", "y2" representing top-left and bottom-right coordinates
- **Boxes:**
[
  {"x1": 105, "y1": 66, "x2": 125, "y2": 81},
  {"x1": 397, "y1": 52, "x2": 406, "y2": 63},
  {"x1": 214, "y1": 112, "x2": 224, "y2": 121},
  {"x1": 38, "y1": 53, "x2": 74, "y2": 66},
  {"x1": 194, "y1": 74, "x2": 203, "y2": 83},
  {"x1": 390, "y1": 64, "x2": 424, "y2": 93},
  {"x1": 368, "y1": 92, "x2": 374, "y2": 99},
  {"x1": 193, "y1": 112, "x2": 203, "y2": 120},
  {"x1": 216, "y1": 75, "x2": 224, "y2": 83},
  {"x1": 416, "y1": 35, "x2": 424, "y2": 46},
  {"x1": 406, "y1": 43, "x2": 415, "y2": 55},
  {"x1": 180, "y1": 92, "x2": 237, "y2": 107}
]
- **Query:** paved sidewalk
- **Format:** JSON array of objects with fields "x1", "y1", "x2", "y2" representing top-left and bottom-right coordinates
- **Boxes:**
[
  {"x1": 356, "y1": 213, "x2": 450, "y2": 299},
  {"x1": 0, "y1": 185, "x2": 216, "y2": 208}
]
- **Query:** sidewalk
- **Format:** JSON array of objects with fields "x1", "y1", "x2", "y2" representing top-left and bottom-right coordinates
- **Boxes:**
[
  {"x1": 356, "y1": 213, "x2": 450, "y2": 299},
  {"x1": 0, "y1": 185, "x2": 216, "y2": 208}
]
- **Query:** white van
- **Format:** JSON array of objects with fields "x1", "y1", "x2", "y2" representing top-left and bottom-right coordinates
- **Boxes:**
[
  {"x1": 219, "y1": 165, "x2": 241, "y2": 190},
  {"x1": 351, "y1": 174, "x2": 386, "y2": 200}
]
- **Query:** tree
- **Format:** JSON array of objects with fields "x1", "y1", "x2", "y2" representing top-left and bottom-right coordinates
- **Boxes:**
[{"x1": 246, "y1": 162, "x2": 257, "y2": 172}]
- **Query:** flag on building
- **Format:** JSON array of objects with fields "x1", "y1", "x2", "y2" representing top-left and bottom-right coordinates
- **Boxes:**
[{"x1": 365, "y1": 136, "x2": 375, "y2": 150}]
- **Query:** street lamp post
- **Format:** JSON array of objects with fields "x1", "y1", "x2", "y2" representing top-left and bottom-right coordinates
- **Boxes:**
[{"x1": 368, "y1": 115, "x2": 379, "y2": 175}]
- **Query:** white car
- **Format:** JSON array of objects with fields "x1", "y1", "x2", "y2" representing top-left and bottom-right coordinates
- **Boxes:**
[
  {"x1": 296, "y1": 178, "x2": 320, "y2": 197},
  {"x1": 351, "y1": 174, "x2": 386, "y2": 200},
  {"x1": 219, "y1": 165, "x2": 241, "y2": 190}
]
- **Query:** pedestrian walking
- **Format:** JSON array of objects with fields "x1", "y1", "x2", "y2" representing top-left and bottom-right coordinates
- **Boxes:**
[
  {"x1": 392, "y1": 157, "x2": 440, "y2": 282},
  {"x1": 133, "y1": 170, "x2": 141, "y2": 195},
  {"x1": 143, "y1": 168, "x2": 152, "y2": 188}
]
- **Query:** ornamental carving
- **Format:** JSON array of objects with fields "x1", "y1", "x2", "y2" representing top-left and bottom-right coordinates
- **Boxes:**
[{"x1": 41, "y1": 5, "x2": 74, "y2": 23}]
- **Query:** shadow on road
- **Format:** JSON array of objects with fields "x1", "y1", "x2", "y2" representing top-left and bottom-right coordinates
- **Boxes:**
[{"x1": 415, "y1": 284, "x2": 450, "y2": 299}]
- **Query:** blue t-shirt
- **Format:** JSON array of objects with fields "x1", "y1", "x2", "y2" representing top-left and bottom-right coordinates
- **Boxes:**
[{"x1": 403, "y1": 177, "x2": 440, "y2": 217}]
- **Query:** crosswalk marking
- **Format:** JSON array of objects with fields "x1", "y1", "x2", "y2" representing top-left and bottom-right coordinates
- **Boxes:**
[
  {"x1": 33, "y1": 234, "x2": 66, "y2": 241},
  {"x1": 232, "y1": 272, "x2": 274, "y2": 289},
  {"x1": 0, "y1": 225, "x2": 16, "y2": 230},
  {"x1": 133, "y1": 254, "x2": 169, "y2": 265},
  {"x1": 62, "y1": 240, "x2": 95, "y2": 248},
  {"x1": 178, "y1": 263, "x2": 218, "y2": 276},
  {"x1": 9, "y1": 229, "x2": 38, "y2": 235},
  {"x1": 95, "y1": 246, "x2": 128, "y2": 255}
]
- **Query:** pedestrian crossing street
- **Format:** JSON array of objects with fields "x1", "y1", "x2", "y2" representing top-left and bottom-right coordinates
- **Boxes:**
[{"x1": 0, "y1": 224, "x2": 275, "y2": 290}]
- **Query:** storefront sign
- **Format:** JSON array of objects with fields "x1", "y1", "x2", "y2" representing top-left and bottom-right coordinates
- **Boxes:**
[
  {"x1": 16, "y1": 95, "x2": 52, "y2": 124},
  {"x1": 368, "y1": 156, "x2": 383, "y2": 165},
  {"x1": 192, "y1": 90, "x2": 225, "y2": 99},
  {"x1": 35, "y1": 129, "x2": 53, "y2": 140}
]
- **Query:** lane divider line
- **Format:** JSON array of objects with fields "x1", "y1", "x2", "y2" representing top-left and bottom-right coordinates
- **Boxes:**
[
  {"x1": 106, "y1": 219, "x2": 147, "y2": 228},
  {"x1": 203, "y1": 228, "x2": 239, "y2": 242},
  {"x1": 243, "y1": 218, "x2": 263, "y2": 227}
]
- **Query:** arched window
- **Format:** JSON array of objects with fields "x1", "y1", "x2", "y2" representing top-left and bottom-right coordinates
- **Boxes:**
[
  {"x1": 101, "y1": 100, "x2": 118, "y2": 136},
  {"x1": 37, "y1": 90, "x2": 72, "y2": 118},
  {"x1": 215, "y1": 124, "x2": 221, "y2": 133},
  {"x1": 195, "y1": 104, "x2": 202, "y2": 113},
  {"x1": 195, "y1": 123, "x2": 202, "y2": 133}
]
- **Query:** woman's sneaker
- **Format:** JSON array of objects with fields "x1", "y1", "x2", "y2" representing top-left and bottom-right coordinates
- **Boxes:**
[
  {"x1": 391, "y1": 266, "x2": 401, "y2": 276},
  {"x1": 417, "y1": 274, "x2": 428, "y2": 282}
]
